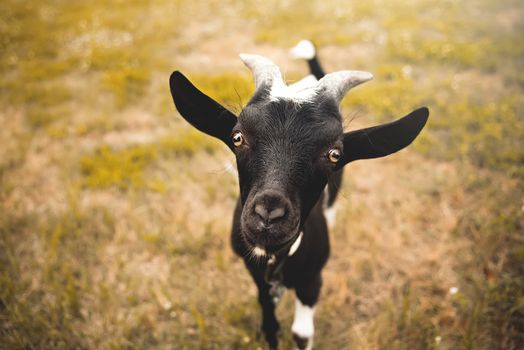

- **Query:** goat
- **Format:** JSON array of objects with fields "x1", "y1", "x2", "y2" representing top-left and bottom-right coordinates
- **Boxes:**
[{"x1": 169, "y1": 53, "x2": 429, "y2": 349}]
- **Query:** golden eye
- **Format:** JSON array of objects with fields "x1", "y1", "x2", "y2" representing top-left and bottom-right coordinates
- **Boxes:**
[
  {"x1": 232, "y1": 131, "x2": 244, "y2": 147},
  {"x1": 327, "y1": 148, "x2": 341, "y2": 163}
]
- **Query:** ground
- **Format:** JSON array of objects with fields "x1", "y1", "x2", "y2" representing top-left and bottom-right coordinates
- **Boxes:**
[{"x1": 0, "y1": 0, "x2": 523, "y2": 349}]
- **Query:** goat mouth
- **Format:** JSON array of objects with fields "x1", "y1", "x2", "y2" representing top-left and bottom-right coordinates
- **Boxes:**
[{"x1": 244, "y1": 229, "x2": 301, "y2": 257}]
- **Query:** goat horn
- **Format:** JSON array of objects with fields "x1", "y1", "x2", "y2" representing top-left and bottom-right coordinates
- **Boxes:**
[
  {"x1": 316, "y1": 70, "x2": 373, "y2": 103},
  {"x1": 239, "y1": 54, "x2": 286, "y2": 91}
]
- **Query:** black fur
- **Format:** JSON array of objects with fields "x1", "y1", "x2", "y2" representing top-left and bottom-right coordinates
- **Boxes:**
[
  {"x1": 169, "y1": 69, "x2": 429, "y2": 349},
  {"x1": 304, "y1": 41, "x2": 325, "y2": 80},
  {"x1": 297, "y1": 44, "x2": 343, "y2": 208},
  {"x1": 169, "y1": 71, "x2": 237, "y2": 150}
]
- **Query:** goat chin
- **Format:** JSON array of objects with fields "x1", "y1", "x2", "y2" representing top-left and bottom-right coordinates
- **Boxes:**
[
  {"x1": 243, "y1": 226, "x2": 302, "y2": 256},
  {"x1": 252, "y1": 246, "x2": 267, "y2": 257}
]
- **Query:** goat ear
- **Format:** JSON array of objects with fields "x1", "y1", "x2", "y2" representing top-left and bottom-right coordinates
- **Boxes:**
[
  {"x1": 337, "y1": 107, "x2": 429, "y2": 167},
  {"x1": 169, "y1": 71, "x2": 238, "y2": 150}
]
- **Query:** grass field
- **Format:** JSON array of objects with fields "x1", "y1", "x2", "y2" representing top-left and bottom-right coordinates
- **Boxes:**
[{"x1": 0, "y1": 0, "x2": 523, "y2": 349}]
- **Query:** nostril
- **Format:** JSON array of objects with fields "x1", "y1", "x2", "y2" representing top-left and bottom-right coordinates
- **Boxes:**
[
  {"x1": 268, "y1": 207, "x2": 285, "y2": 220},
  {"x1": 254, "y1": 204, "x2": 269, "y2": 221},
  {"x1": 253, "y1": 203, "x2": 286, "y2": 226},
  {"x1": 252, "y1": 190, "x2": 290, "y2": 227}
]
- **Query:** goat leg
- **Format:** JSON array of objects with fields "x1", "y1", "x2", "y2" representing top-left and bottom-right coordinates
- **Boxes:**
[{"x1": 249, "y1": 267, "x2": 280, "y2": 349}]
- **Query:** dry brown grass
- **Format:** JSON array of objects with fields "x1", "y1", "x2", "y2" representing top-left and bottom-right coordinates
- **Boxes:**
[{"x1": 1, "y1": 0, "x2": 523, "y2": 349}]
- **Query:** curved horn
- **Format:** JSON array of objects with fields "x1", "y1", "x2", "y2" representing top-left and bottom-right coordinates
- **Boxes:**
[
  {"x1": 239, "y1": 54, "x2": 286, "y2": 91},
  {"x1": 316, "y1": 70, "x2": 373, "y2": 103}
]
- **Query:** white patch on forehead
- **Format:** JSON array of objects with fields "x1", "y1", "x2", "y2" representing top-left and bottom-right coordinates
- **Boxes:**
[
  {"x1": 271, "y1": 75, "x2": 319, "y2": 102},
  {"x1": 269, "y1": 82, "x2": 318, "y2": 102},
  {"x1": 288, "y1": 231, "x2": 303, "y2": 256},
  {"x1": 288, "y1": 74, "x2": 318, "y2": 91},
  {"x1": 292, "y1": 298, "x2": 315, "y2": 347},
  {"x1": 270, "y1": 74, "x2": 319, "y2": 102},
  {"x1": 252, "y1": 246, "x2": 266, "y2": 257},
  {"x1": 240, "y1": 53, "x2": 317, "y2": 103}
]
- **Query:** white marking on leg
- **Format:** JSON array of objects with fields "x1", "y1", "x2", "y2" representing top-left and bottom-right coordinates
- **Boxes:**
[{"x1": 292, "y1": 298, "x2": 315, "y2": 349}]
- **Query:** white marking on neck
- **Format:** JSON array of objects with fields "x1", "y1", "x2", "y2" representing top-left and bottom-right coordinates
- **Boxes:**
[
  {"x1": 288, "y1": 231, "x2": 303, "y2": 256},
  {"x1": 292, "y1": 298, "x2": 315, "y2": 347},
  {"x1": 223, "y1": 160, "x2": 237, "y2": 174},
  {"x1": 322, "y1": 186, "x2": 330, "y2": 210},
  {"x1": 322, "y1": 186, "x2": 337, "y2": 228},
  {"x1": 253, "y1": 246, "x2": 266, "y2": 257},
  {"x1": 324, "y1": 206, "x2": 337, "y2": 228}
]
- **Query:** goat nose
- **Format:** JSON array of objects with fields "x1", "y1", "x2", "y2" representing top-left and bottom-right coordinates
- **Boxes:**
[
  {"x1": 254, "y1": 204, "x2": 286, "y2": 222},
  {"x1": 253, "y1": 192, "x2": 287, "y2": 225}
]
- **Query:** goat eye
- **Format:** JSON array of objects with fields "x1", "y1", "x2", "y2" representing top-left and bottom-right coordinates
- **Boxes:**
[
  {"x1": 232, "y1": 131, "x2": 244, "y2": 147},
  {"x1": 327, "y1": 148, "x2": 341, "y2": 163}
]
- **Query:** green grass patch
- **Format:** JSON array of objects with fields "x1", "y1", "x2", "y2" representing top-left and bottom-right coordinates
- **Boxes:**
[
  {"x1": 423, "y1": 91, "x2": 523, "y2": 178},
  {"x1": 158, "y1": 128, "x2": 221, "y2": 157},
  {"x1": 343, "y1": 63, "x2": 419, "y2": 118},
  {"x1": 249, "y1": 1, "x2": 371, "y2": 46},
  {"x1": 81, "y1": 144, "x2": 158, "y2": 190},
  {"x1": 189, "y1": 72, "x2": 254, "y2": 111},
  {"x1": 385, "y1": 32, "x2": 492, "y2": 68},
  {"x1": 81, "y1": 128, "x2": 221, "y2": 190},
  {"x1": 102, "y1": 66, "x2": 151, "y2": 108},
  {"x1": 344, "y1": 62, "x2": 524, "y2": 178},
  {"x1": 0, "y1": 189, "x2": 115, "y2": 349},
  {"x1": 371, "y1": 284, "x2": 438, "y2": 349},
  {"x1": 451, "y1": 172, "x2": 524, "y2": 349}
]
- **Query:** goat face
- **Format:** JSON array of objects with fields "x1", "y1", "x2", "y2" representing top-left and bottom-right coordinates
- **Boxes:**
[
  {"x1": 234, "y1": 96, "x2": 343, "y2": 254},
  {"x1": 169, "y1": 54, "x2": 428, "y2": 256}
]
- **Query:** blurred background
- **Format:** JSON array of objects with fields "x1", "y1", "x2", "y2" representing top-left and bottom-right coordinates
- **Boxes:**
[{"x1": 0, "y1": 0, "x2": 522, "y2": 349}]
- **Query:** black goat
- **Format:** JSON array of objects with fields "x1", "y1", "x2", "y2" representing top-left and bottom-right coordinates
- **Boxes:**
[{"x1": 169, "y1": 53, "x2": 428, "y2": 349}]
